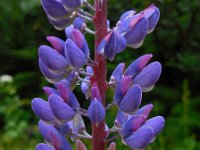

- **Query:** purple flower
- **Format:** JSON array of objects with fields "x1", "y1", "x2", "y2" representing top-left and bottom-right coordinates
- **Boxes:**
[
  {"x1": 117, "y1": 10, "x2": 136, "y2": 24},
  {"x1": 124, "y1": 126, "x2": 154, "y2": 149},
  {"x1": 125, "y1": 54, "x2": 153, "y2": 77},
  {"x1": 41, "y1": 0, "x2": 69, "y2": 21},
  {"x1": 39, "y1": 58, "x2": 69, "y2": 83},
  {"x1": 118, "y1": 14, "x2": 147, "y2": 48},
  {"x1": 123, "y1": 116, "x2": 165, "y2": 149},
  {"x1": 97, "y1": 30, "x2": 127, "y2": 61},
  {"x1": 81, "y1": 66, "x2": 93, "y2": 99},
  {"x1": 31, "y1": 98, "x2": 55, "y2": 123},
  {"x1": 46, "y1": 36, "x2": 65, "y2": 54},
  {"x1": 109, "y1": 63, "x2": 125, "y2": 84},
  {"x1": 36, "y1": 143, "x2": 54, "y2": 150},
  {"x1": 73, "y1": 17, "x2": 86, "y2": 30},
  {"x1": 55, "y1": 122, "x2": 71, "y2": 135},
  {"x1": 55, "y1": 81, "x2": 80, "y2": 109},
  {"x1": 118, "y1": 84, "x2": 142, "y2": 114},
  {"x1": 62, "y1": 0, "x2": 84, "y2": 12},
  {"x1": 38, "y1": 45, "x2": 70, "y2": 74},
  {"x1": 120, "y1": 114, "x2": 146, "y2": 138},
  {"x1": 91, "y1": 85, "x2": 101, "y2": 102},
  {"x1": 65, "y1": 39, "x2": 87, "y2": 68},
  {"x1": 47, "y1": 16, "x2": 73, "y2": 30},
  {"x1": 43, "y1": 86, "x2": 59, "y2": 96},
  {"x1": 142, "y1": 116, "x2": 165, "y2": 137},
  {"x1": 142, "y1": 4, "x2": 160, "y2": 34},
  {"x1": 114, "y1": 76, "x2": 132, "y2": 105},
  {"x1": 114, "y1": 110, "x2": 128, "y2": 127},
  {"x1": 135, "y1": 103, "x2": 154, "y2": 117},
  {"x1": 87, "y1": 98, "x2": 105, "y2": 127},
  {"x1": 48, "y1": 94, "x2": 76, "y2": 123},
  {"x1": 125, "y1": 54, "x2": 162, "y2": 92},
  {"x1": 133, "y1": 61, "x2": 162, "y2": 92},
  {"x1": 38, "y1": 120, "x2": 72, "y2": 150},
  {"x1": 66, "y1": 28, "x2": 90, "y2": 58}
]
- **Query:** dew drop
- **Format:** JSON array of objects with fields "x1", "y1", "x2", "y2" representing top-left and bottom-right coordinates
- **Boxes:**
[{"x1": 76, "y1": 80, "x2": 81, "y2": 85}]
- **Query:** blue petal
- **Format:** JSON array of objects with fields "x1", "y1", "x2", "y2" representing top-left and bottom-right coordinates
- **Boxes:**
[
  {"x1": 73, "y1": 17, "x2": 86, "y2": 30},
  {"x1": 119, "y1": 84, "x2": 142, "y2": 114},
  {"x1": 110, "y1": 63, "x2": 125, "y2": 84},
  {"x1": 65, "y1": 39, "x2": 86, "y2": 68},
  {"x1": 114, "y1": 76, "x2": 132, "y2": 105},
  {"x1": 124, "y1": 14, "x2": 148, "y2": 48},
  {"x1": 43, "y1": 86, "x2": 59, "y2": 96},
  {"x1": 124, "y1": 126, "x2": 154, "y2": 149},
  {"x1": 55, "y1": 82, "x2": 80, "y2": 109},
  {"x1": 133, "y1": 61, "x2": 162, "y2": 92},
  {"x1": 120, "y1": 114, "x2": 146, "y2": 138},
  {"x1": 143, "y1": 4, "x2": 160, "y2": 34},
  {"x1": 142, "y1": 116, "x2": 165, "y2": 137},
  {"x1": 32, "y1": 98, "x2": 54, "y2": 122},
  {"x1": 114, "y1": 110, "x2": 128, "y2": 126},
  {"x1": 70, "y1": 29, "x2": 90, "y2": 58},
  {"x1": 38, "y1": 120, "x2": 57, "y2": 142},
  {"x1": 36, "y1": 143, "x2": 54, "y2": 150},
  {"x1": 135, "y1": 104, "x2": 154, "y2": 117},
  {"x1": 46, "y1": 36, "x2": 65, "y2": 54},
  {"x1": 38, "y1": 45, "x2": 69, "y2": 73},
  {"x1": 91, "y1": 86, "x2": 101, "y2": 102},
  {"x1": 48, "y1": 94, "x2": 76, "y2": 123},
  {"x1": 118, "y1": 10, "x2": 136, "y2": 23},
  {"x1": 87, "y1": 98, "x2": 105, "y2": 127},
  {"x1": 47, "y1": 17, "x2": 72, "y2": 30},
  {"x1": 41, "y1": 0, "x2": 69, "y2": 21},
  {"x1": 125, "y1": 54, "x2": 153, "y2": 77},
  {"x1": 38, "y1": 58, "x2": 69, "y2": 83},
  {"x1": 62, "y1": 0, "x2": 83, "y2": 12}
]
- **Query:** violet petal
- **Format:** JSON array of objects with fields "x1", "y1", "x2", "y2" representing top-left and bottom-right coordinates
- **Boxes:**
[
  {"x1": 120, "y1": 114, "x2": 146, "y2": 138},
  {"x1": 43, "y1": 86, "x2": 59, "y2": 96},
  {"x1": 46, "y1": 36, "x2": 65, "y2": 54},
  {"x1": 32, "y1": 98, "x2": 54, "y2": 122},
  {"x1": 135, "y1": 104, "x2": 154, "y2": 117},
  {"x1": 65, "y1": 39, "x2": 86, "y2": 68},
  {"x1": 110, "y1": 63, "x2": 125, "y2": 83},
  {"x1": 38, "y1": 45, "x2": 68, "y2": 73},
  {"x1": 124, "y1": 126, "x2": 154, "y2": 149},
  {"x1": 125, "y1": 54, "x2": 153, "y2": 77},
  {"x1": 142, "y1": 116, "x2": 165, "y2": 137},
  {"x1": 143, "y1": 4, "x2": 160, "y2": 34},
  {"x1": 133, "y1": 61, "x2": 162, "y2": 92},
  {"x1": 73, "y1": 17, "x2": 86, "y2": 30},
  {"x1": 62, "y1": 0, "x2": 83, "y2": 12},
  {"x1": 48, "y1": 94, "x2": 76, "y2": 122},
  {"x1": 36, "y1": 143, "x2": 54, "y2": 150},
  {"x1": 119, "y1": 84, "x2": 142, "y2": 114},
  {"x1": 41, "y1": 0, "x2": 69, "y2": 21},
  {"x1": 70, "y1": 29, "x2": 89, "y2": 58},
  {"x1": 114, "y1": 110, "x2": 128, "y2": 126},
  {"x1": 39, "y1": 58, "x2": 69, "y2": 83},
  {"x1": 114, "y1": 76, "x2": 132, "y2": 105},
  {"x1": 87, "y1": 98, "x2": 105, "y2": 127},
  {"x1": 124, "y1": 14, "x2": 148, "y2": 48}
]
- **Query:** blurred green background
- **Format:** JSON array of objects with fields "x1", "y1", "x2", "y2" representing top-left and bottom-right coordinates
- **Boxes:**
[{"x1": 0, "y1": 0, "x2": 200, "y2": 149}]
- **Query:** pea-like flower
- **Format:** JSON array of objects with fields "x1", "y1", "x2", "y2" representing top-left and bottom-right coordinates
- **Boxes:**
[{"x1": 97, "y1": 30, "x2": 127, "y2": 61}]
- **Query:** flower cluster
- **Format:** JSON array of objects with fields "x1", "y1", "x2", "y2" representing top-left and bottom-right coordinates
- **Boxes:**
[{"x1": 31, "y1": 0, "x2": 165, "y2": 149}]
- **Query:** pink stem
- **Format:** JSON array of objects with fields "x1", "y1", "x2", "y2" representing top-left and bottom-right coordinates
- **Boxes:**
[{"x1": 91, "y1": 0, "x2": 108, "y2": 150}]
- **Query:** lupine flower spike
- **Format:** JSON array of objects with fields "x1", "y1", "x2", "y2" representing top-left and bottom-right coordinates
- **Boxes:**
[{"x1": 32, "y1": 1, "x2": 165, "y2": 150}]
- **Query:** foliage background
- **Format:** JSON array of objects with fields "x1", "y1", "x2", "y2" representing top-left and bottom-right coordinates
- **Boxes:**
[{"x1": 0, "y1": 0, "x2": 200, "y2": 149}]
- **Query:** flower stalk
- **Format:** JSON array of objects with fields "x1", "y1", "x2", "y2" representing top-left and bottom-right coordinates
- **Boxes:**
[{"x1": 91, "y1": 0, "x2": 108, "y2": 149}]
